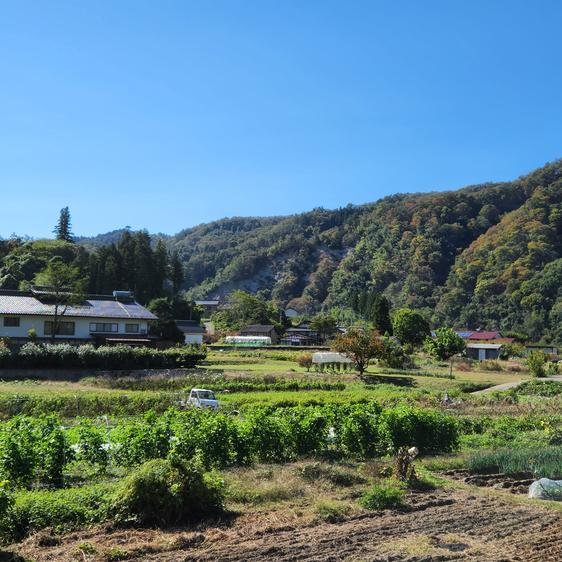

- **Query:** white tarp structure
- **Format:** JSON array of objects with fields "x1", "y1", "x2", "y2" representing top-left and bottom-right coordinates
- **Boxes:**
[
  {"x1": 528, "y1": 478, "x2": 562, "y2": 500},
  {"x1": 224, "y1": 336, "x2": 272, "y2": 346},
  {"x1": 312, "y1": 351, "x2": 352, "y2": 364}
]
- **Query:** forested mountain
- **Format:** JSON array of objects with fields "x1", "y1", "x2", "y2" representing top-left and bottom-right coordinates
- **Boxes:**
[
  {"x1": 1, "y1": 160, "x2": 561, "y2": 340},
  {"x1": 167, "y1": 160, "x2": 561, "y2": 340}
]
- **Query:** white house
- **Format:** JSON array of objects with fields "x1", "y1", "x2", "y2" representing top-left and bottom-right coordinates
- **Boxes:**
[
  {"x1": 175, "y1": 320, "x2": 206, "y2": 345},
  {"x1": 0, "y1": 288, "x2": 157, "y2": 345}
]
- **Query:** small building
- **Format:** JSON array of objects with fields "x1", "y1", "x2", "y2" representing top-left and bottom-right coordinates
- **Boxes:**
[
  {"x1": 175, "y1": 320, "x2": 205, "y2": 345},
  {"x1": 194, "y1": 299, "x2": 220, "y2": 316},
  {"x1": 0, "y1": 288, "x2": 157, "y2": 346},
  {"x1": 526, "y1": 344, "x2": 559, "y2": 357},
  {"x1": 466, "y1": 343, "x2": 502, "y2": 361},
  {"x1": 239, "y1": 324, "x2": 279, "y2": 344}
]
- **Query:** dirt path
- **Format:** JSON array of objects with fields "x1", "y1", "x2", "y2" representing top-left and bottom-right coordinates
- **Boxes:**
[
  {"x1": 474, "y1": 375, "x2": 562, "y2": 394},
  {"x1": 15, "y1": 488, "x2": 562, "y2": 562}
]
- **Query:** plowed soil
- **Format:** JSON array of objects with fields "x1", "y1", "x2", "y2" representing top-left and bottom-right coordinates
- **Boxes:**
[{"x1": 14, "y1": 487, "x2": 562, "y2": 562}]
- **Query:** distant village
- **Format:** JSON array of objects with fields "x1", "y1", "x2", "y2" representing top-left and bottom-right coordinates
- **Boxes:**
[{"x1": 0, "y1": 289, "x2": 557, "y2": 360}]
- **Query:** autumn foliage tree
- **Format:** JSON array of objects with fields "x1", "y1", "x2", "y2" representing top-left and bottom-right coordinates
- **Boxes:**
[{"x1": 332, "y1": 327, "x2": 384, "y2": 375}]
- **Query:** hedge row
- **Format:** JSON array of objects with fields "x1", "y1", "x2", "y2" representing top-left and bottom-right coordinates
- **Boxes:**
[
  {"x1": 0, "y1": 405, "x2": 460, "y2": 491},
  {"x1": 86, "y1": 374, "x2": 346, "y2": 393},
  {"x1": 0, "y1": 343, "x2": 206, "y2": 370}
]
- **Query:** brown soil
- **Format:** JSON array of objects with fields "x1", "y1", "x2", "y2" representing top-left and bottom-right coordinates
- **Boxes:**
[
  {"x1": 442, "y1": 469, "x2": 535, "y2": 495},
  {"x1": 12, "y1": 487, "x2": 562, "y2": 562}
]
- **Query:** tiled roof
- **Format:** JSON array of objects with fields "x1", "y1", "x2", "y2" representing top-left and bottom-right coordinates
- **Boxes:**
[
  {"x1": 0, "y1": 292, "x2": 157, "y2": 320},
  {"x1": 175, "y1": 320, "x2": 206, "y2": 334},
  {"x1": 467, "y1": 331, "x2": 501, "y2": 340}
]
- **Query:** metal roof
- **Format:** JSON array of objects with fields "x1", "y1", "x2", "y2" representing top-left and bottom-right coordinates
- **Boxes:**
[{"x1": 0, "y1": 292, "x2": 157, "y2": 320}]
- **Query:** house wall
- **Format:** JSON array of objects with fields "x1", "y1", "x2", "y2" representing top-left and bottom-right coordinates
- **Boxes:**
[
  {"x1": 184, "y1": 333, "x2": 203, "y2": 345},
  {"x1": 0, "y1": 315, "x2": 149, "y2": 341}
]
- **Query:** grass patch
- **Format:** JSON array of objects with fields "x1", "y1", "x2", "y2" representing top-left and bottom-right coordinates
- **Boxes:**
[
  {"x1": 298, "y1": 462, "x2": 367, "y2": 487},
  {"x1": 313, "y1": 499, "x2": 352, "y2": 522},
  {"x1": 358, "y1": 480, "x2": 405, "y2": 510}
]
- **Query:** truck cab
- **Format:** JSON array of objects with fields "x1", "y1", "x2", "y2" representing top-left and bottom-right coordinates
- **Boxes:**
[{"x1": 188, "y1": 388, "x2": 219, "y2": 410}]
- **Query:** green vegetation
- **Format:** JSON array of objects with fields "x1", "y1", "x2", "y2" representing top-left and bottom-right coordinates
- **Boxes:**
[
  {"x1": 468, "y1": 446, "x2": 562, "y2": 478},
  {"x1": 516, "y1": 380, "x2": 562, "y2": 397},
  {"x1": 0, "y1": 342, "x2": 206, "y2": 370},
  {"x1": 359, "y1": 480, "x2": 405, "y2": 510}
]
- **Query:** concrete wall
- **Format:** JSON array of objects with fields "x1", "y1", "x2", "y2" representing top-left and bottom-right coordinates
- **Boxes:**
[{"x1": 0, "y1": 315, "x2": 148, "y2": 340}]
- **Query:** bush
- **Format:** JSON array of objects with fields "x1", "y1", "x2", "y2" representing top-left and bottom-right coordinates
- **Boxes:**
[
  {"x1": 297, "y1": 354, "x2": 313, "y2": 372},
  {"x1": 381, "y1": 407, "x2": 459, "y2": 454},
  {"x1": 334, "y1": 404, "x2": 390, "y2": 459},
  {"x1": 516, "y1": 380, "x2": 562, "y2": 397},
  {"x1": 0, "y1": 343, "x2": 206, "y2": 370},
  {"x1": 479, "y1": 360, "x2": 503, "y2": 372},
  {"x1": 3, "y1": 483, "x2": 113, "y2": 541},
  {"x1": 359, "y1": 480, "x2": 405, "y2": 510},
  {"x1": 112, "y1": 458, "x2": 224, "y2": 526},
  {"x1": 526, "y1": 350, "x2": 547, "y2": 378},
  {"x1": 378, "y1": 337, "x2": 410, "y2": 369}
]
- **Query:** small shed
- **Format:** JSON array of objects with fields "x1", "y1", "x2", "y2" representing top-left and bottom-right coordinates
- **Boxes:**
[
  {"x1": 466, "y1": 343, "x2": 502, "y2": 361},
  {"x1": 175, "y1": 320, "x2": 206, "y2": 345},
  {"x1": 239, "y1": 324, "x2": 279, "y2": 344}
]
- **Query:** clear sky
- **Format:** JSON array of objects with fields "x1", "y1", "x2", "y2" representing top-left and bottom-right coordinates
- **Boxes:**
[{"x1": 1, "y1": 1, "x2": 560, "y2": 238}]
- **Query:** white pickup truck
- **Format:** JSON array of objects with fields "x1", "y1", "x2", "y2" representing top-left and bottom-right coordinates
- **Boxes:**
[{"x1": 187, "y1": 388, "x2": 220, "y2": 410}]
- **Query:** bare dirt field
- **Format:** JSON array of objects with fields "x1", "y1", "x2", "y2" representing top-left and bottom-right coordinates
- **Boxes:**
[{"x1": 14, "y1": 487, "x2": 562, "y2": 562}]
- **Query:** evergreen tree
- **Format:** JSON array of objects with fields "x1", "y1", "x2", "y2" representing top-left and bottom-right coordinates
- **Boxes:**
[
  {"x1": 53, "y1": 207, "x2": 74, "y2": 243},
  {"x1": 153, "y1": 238, "x2": 169, "y2": 294},
  {"x1": 170, "y1": 251, "x2": 184, "y2": 293},
  {"x1": 371, "y1": 295, "x2": 393, "y2": 335}
]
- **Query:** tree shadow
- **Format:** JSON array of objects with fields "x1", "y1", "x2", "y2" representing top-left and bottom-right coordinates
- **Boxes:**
[{"x1": 360, "y1": 374, "x2": 416, "y2": 387}]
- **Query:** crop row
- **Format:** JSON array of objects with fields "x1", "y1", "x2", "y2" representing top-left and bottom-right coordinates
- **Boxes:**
[{"x1": 0, "y1": 404, "x2": 459, "y2": 490}]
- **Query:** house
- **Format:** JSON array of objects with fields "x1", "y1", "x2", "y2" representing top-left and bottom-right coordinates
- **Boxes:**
[
  {"x1": 239, "y1": 324, "x2": 279, "y2": 344},
  {"x1": 466, "y1": 343, "x2": 502, "y2": 361},
  {"x1": 0, "y1": 288, "x2": 157, "y2": 346},
  {"x1": 450, "y1": 330, "x2": 513, "y2": 344},
  {"x1": 281, "y1": 322, "x2": 319, "y2": 346},
  {"x1": 175, "y1": 320, "x2": 205, "y2": 345}
]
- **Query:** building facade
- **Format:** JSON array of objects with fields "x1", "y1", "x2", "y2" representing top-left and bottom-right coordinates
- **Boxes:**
[{"x1": 0, "y1": 289, "x2": 157, "y2": 345}]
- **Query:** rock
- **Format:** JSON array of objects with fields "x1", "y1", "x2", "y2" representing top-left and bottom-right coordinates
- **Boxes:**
[{"x1": 528, "y1": 478, "x2": 562, "y2": 500}]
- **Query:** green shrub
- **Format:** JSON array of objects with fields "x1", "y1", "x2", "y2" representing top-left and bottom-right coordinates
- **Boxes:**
[
  {"x1": 526, "y1": 350, "x2": 547, "y2": 378},
  {"x1": 359, "y1": 480, "x2": 405, "y2": 510},
  {"x1": 334, "y1": 404, "x2": 390, "y2": 459},
  {"x1": 516, "y1": 380, "x2": 562, "y2": 397},
  {"x1": 0, "y1": 343, "x2": 206, "y2": 370},
  {"x1": 112, "y1": 458, "x2": 224, "y2": 526},
  {"x1": 111, "y1": 413, "x2": 172, "y2": 467},
  {"x1": 4, "y1": 483, "x2": 114, "y2": 541},
  {"x1": 381, "y1": 407, "x2": 459, "y2": 454},
  {"x1": 242, "y1": 410, "x2": 295, "y2": 463}
]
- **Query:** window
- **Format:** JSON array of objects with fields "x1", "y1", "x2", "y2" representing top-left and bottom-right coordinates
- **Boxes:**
[
  {"x1": 3, "y1": 317, "x2": 20, "y2": 327},
  {"x1": 44, "y1": 321, "x2": 75, "y2": 336},
  {"x1": 125, "y1": 323, "x2": 139, "y2": 333},
  {"x1": 89, "y1": 323, "x2": 118, "y2": 333}
]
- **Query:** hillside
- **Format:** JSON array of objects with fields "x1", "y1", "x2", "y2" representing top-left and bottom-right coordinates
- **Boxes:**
[
  {"x1": 167, "y1": 160, "x2": 561, "y2": 338},
  {"x1": 1, "y1": 160, "x2": 561, "y2": 339}
]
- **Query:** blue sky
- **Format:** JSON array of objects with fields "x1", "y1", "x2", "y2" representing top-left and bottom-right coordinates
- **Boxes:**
[{"x1": 1, "y1": 1, "x2": 560, "y2": 238}]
